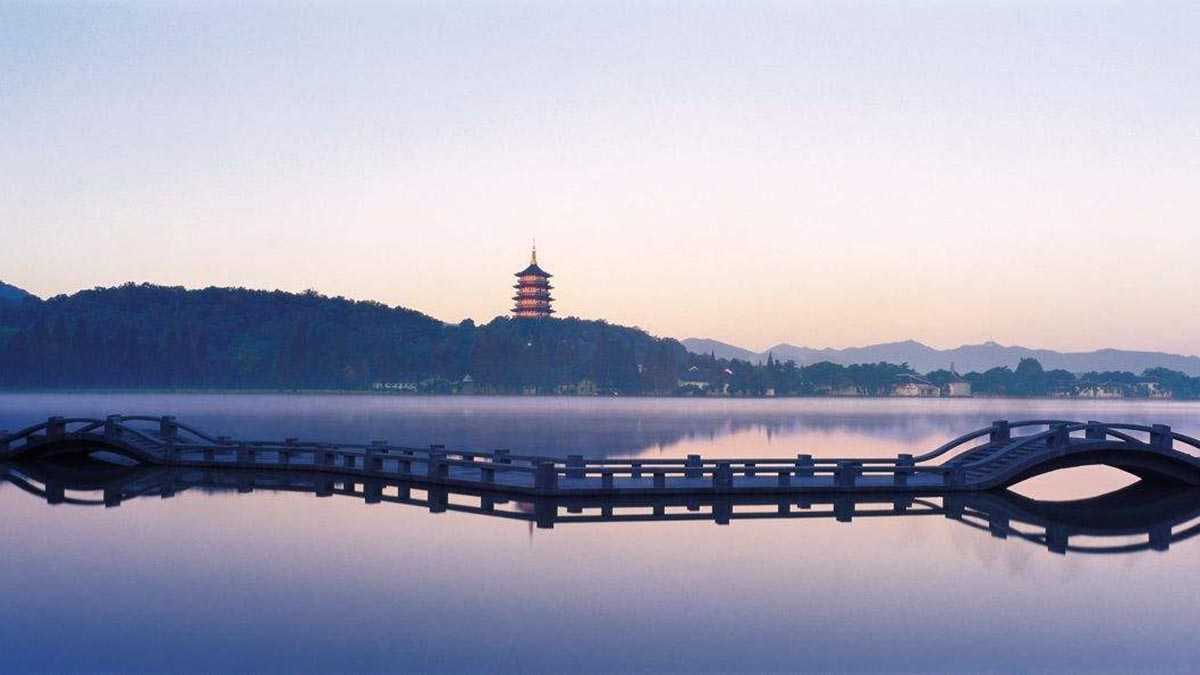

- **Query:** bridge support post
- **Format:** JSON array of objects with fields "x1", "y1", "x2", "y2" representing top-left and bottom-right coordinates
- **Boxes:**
[
  {"x1": 533, "y1": 497, "x2": 556, "y2": 529},
  {"x1": 990, "y1": 420, "x2": 1011, "y2": 445},
  {"x1": 45, "y1": 482, "x2": 65, "y2": 505},
  {"x1": 988, "y1": 514, "x2": 1009, "y2": 539},
  {"x1": 364, "y1": 480, "x2": 383, "y2": 504},
  {"x1": 162, "y1": 440, "x2": 178, "y2": 462},
  {"x1": 777, "y1": 471, "x2": 791, "y2": 488},
  {"x1": 236, "y1": 443, "x2": 254, "y2": 465},
  {"x1": 1150, "y1": 425, "x2": 1173, "y2": 450},
  {"x1": 534, "y1": 461, "x2": 558, "y2": 492},
  {"x1": 427, "y1": 487, "x2": 449, "y2": 513},
  {"x1": 1085, "y1": 421, "x2": 1106, "y2": 441},
  {"x1": 1150, "y1": 525, "x2": 1171, "y2": 552},
  {"x1": 713, "y1": 462, "x2": 733, "y2": 490},
  {"x1": 1046, "y1": 525, "x2": 1069, "y2": 554},
  {"x1": 566, "y1": 455, "x2": 585, "y2": 480},
  {"x1": 943, "y1": 495, "x2": 965, "y2": 519},
  {"x1": 713, "y1": 498, "x2": 732, "y2": 525},
  {"x1": 685, "y1": 454, "x2": 702, "y2": 479},
  {"x1": 834, "y1": 496, "x2": 854, "y2": 522}
]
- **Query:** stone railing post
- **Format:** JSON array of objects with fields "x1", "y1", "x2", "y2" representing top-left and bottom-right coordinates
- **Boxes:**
[
  {"x1": 795, "y1": 454, "x2": 814, "y2": 478},
  {"x1": 1085, "y1": 420, "x2": 1106, "y2": 440},
  {"x1": 894, "y1": 453, "x2": 914, "y2": 487},
  {"x1": 712, "y1": 461, "x2": 733, "y2": 490},
  {"x1": 566, "y1": 454, "x2": 585, "y2": 480},
  {"x1": 1049, "y1": 423, "x2": 1069, "y2": 451},
  {"x1": 46, "y1": 416, "x2": 66, "y2": 438},
  {"x1": 685, "y1": 454, "x2": 702, "y2": 479},
  {"x1": 989, "y1": 420, "x2": 1011, "y2": 445},
  {"x1": 835, "y1": 461, "x2": 858, "y2": 489},
  {"x1": 159, "y1": 416, "x2": 177, "y2": 439},
  {"x1": 1150, "y1": 425, "x2": 1173, "y2": 450},
  {"x1": 105, "y1": 415, "x2": 122, "y2": 439},
  {"x1": 534, "y1": 461, "x2": 558, "y2": 492}
]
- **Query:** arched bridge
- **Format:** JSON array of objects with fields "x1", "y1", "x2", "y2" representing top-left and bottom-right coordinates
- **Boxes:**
[{"x1": 3, "y1": 416, "x2": 1200, "y2": 496}]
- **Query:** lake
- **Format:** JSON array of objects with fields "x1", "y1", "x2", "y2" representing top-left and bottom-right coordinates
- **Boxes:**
[{"x1": 2, "y1": 393, "x2": 1199, "y2": 673}]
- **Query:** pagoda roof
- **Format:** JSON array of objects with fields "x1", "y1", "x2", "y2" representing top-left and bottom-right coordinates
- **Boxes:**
[{"x1": 515, "y1": 263, "x2": 552, "y2": 277}]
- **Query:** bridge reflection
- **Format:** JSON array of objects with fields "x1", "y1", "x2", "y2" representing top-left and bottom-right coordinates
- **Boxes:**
[{"x1": 6, "y1": 459, "x2": 1200, "y2": 557}]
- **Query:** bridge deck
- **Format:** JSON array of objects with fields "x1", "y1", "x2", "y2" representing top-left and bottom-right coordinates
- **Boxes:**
[{"x1": 3, "y1": 416, "x2": 1200, "y2": 497}]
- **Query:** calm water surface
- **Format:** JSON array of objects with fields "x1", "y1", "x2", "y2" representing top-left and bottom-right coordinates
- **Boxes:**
[{"x1": 2, "y1": 394, "x2": 1199, "y2": 673}]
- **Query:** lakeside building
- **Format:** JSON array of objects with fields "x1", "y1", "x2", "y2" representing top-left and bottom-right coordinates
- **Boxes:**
[
  {"x1": 893, "y1": 374, "x2": 941, "y2": 397},
  {"x1": 512, "y1": 246, "x2": 554, "y2": 318}
]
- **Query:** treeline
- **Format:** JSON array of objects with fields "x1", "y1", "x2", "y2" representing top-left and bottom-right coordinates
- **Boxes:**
[
  {"x1": 680, "y1": 354, "x2": 1200, "y2": 399},
  {"x1": 2, "y1": 282, "x2": 1199, "y2": 398},
  {"x1": 0, "y1": 283, "x2": 686, "y2": 393}
]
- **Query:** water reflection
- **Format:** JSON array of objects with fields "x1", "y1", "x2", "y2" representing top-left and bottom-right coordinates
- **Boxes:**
[{"x1": 8, "y1": 460, "x2": 1198, "y2": 558}]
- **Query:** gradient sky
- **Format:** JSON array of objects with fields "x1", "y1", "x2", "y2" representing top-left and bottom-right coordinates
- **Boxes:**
[{"x1": 2, "y1": 2, "x2": 1198, "y2": 353}]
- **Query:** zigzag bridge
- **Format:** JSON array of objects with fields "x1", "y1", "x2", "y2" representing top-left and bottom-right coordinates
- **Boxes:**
[{"x1": 4, "y1": 415, "x2": 1200, "y2": 496}]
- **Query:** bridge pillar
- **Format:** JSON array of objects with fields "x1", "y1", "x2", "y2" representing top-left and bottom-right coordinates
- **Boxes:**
[
  {"x1": 777, "y1": 471, "x2": 791, "y2": 488},
  {"x1": 1150, "y1": 425, "x2": 1173, "y2": 450},
  {"x1": 46, "y1": 416, "x2": 66, "y2": 438},
  {"x1": 685, "y1": 454, "x2": 702, "y2": 479},
  {"x1": 1046, "y1": 525, "x2": 1069, "y2": 555},
  {"x1": 534, "y1": 461, "x2": 558, "y2": 492},
  {"x1": 988, "y1": 514, "x2": 1009, "y2": 539},
  {"x1": 492, "y1": 449, "x2": 511, "y2": 467},
  {"x1": 1085, "y1": 421, "x2": 1106, "y2": 441},
  {"x1": 236, "y1": 443, "x2": 254, "y2": 465},
  {"x1": 943, "y1": 495, "x2": 965, "y2": 519},
  {"x1": 427, "y1": 487, "x2": 448, "y2": 513},
  {"x1": 315, "y1": 477, "x2": 334, "y2": 497},
  {"x1": 795, "y1": 454, "x2": 814, "y2": 479},
  {"x1": 161, "y1": 440, "x2": 178, "y2": 462},
  {"x1": 712, "y1": 462, "x2": 733, "y2": 490},
  {"x1": 236, "y1": 474, "x2": 253, "y2": 494},
  {"x1": 713, "y1": 498, "x2": 732, "y2": 525},
  {"x1": 834, "y1": 496, "x2": 854, "y2": 522},
  {"x1": 1149, "y1": 525, "x2": 1171, "y2": 552},
  {"x1": 102, "y1": 487, "x2": 123, "y2": 507},
  {"x1": 45, "y1": 482, "x2": 65, "y2": 505},
  {"x1": 566, "y1": 454, "x2": 585, "y2": 480},
  {"x1": 989, "y1": 420, "x2": 1011, "y2": 444},
  {"x1": 533, "y1": 498, "x2": 556, "y2": 529},
  {"x1": 363, "y1": 480, "x2": 383, "y2": 504}
]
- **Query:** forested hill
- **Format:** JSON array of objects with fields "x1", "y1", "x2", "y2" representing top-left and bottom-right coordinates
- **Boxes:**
[{"x1": 0, "y1": 283, "x2": 687, "y2": 392}]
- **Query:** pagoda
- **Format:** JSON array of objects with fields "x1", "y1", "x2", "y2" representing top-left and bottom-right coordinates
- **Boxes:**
[{"x1": 512, "y1": 246, "x2": 554, "y2": 318}]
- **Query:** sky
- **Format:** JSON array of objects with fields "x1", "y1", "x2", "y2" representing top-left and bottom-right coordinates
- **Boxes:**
[{"x1": 1, "y1": 2, "x2": 1198, "y2": 354}]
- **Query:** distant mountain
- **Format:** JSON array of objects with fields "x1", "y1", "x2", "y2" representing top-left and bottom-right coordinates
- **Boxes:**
[
  {"x1": 0, "y1": 280, "x2": 34, "y2": 303},
  {"x1": 684, "y1": 338, "x2": 1200, "y2": 377},
  {"x1": 680, "y1": 338, "x2": 765, "y2": 363}
]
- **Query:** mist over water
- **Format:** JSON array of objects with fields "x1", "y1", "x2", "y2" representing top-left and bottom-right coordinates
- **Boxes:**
[{"x1": 3, "y1": 394, "x2": 1200, "y2": 672}]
